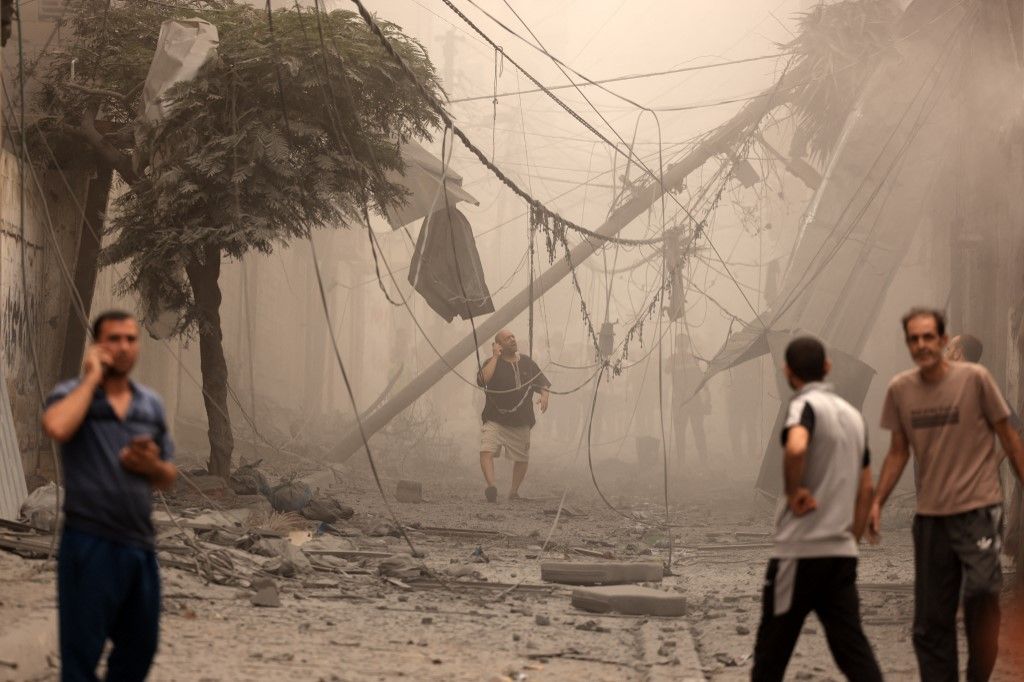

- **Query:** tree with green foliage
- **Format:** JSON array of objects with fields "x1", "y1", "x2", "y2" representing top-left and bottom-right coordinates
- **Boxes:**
[{"x1": 34, "y1": 0, "x2": 442, "y2": 476}]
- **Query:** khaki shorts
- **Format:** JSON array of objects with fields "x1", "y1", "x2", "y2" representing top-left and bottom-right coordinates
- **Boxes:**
[{"x1": 480, "y1": 421, "x2": 532, "y2": 462}]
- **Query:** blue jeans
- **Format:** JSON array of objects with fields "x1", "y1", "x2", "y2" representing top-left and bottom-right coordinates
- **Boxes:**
[{"x1": 58, "y1": 527, "x2": 161, "y2": 682}]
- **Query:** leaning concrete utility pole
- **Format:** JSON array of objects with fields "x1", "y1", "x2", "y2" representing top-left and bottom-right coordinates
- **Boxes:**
[{"x1": 335, "y1": 80, "x2": 794, "y2": 461}]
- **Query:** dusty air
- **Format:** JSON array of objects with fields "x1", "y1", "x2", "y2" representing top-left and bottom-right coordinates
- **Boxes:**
[{"x1": 2, "y1": 0, "x2": 1024, "y2": 679}]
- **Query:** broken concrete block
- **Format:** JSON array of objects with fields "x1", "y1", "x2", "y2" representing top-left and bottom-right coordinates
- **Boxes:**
[
  {"x1": 540, "y1": 560, "x2": 663, "y2": 585},
  {"x1": 250, "y1": 579, "x2": 281, "y2": 607},
  {"x1": 571, "y1": 585, "x2": 687, "y2": 617},
  {"x1": 261, "y1": 540, "x2": 312, "y2": 577},
  {"x1": 378, "y1": 553, "x2": 423, "y2": 580},
  {"x1": 395, "y1": 480, "x2": 424, "y2": 503}
]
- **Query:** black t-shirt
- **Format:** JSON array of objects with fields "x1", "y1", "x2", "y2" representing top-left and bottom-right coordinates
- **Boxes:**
[{"x1": 478, "y1": 354, "x2": 551, "y2": 427}]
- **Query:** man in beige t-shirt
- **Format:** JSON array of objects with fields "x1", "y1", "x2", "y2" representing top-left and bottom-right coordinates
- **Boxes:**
[{"x1": 870, "y1": 308, "x2": 1024, "y2": 682}]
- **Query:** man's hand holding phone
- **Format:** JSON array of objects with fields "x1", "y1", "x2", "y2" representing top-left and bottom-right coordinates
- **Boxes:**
[
  {"x1": 120, "y1": 435, "x2": 161, "y2": 477},
  {"x1": 82, "y1": 344, "x2": 113, "y2": 386}
]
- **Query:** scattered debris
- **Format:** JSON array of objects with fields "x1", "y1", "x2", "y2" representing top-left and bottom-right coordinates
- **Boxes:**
[
  {"x1": 571, "y1": 547, "x2": 616, "y2": 560},
  {"x1": 262, "y1": 540, "x2": 313, "y2": 577},
  {"x1": 444, "y1": 565, "x2": 482, "y2": 580},
  {"x1": 305, "y1": 549, "x2": 393, "y2": 561},
  {"x1": 301, "y1": 497, "x2": 355, "y2": 523},
  {"x1": 411, "y1": 525, "x2": 504, "y2": 539},
  {"x1": 19, "y1": 483, "x2": 62, "y2": 533},
  {"x1": 229, "y1": 460, "x2": 270, "y2": 496},
  {"x1": 714, "y1": 652, "x2": 739, "y2": 667},
  {"x1": 268, "y1": 479, "x2": 314, "y2": 513},
  {"x1": 367, "y1": 522, "x2": 400, "y2": 538},
  {"x1": 543, "y1": 505, "x2": 586, "y2": 518},
  {"x1": 692, "y1": 542, "x2": 774, "y2": 552},
  {"x1": 378, "y1": 554, "x2": 423, "y2": 581}
]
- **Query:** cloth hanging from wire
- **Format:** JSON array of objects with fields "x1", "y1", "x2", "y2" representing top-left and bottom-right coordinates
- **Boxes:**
[{"x1": 408, "y1": 207, "x2": 494, "y2": 322}]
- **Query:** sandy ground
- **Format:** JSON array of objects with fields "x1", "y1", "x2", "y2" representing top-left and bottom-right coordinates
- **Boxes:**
[{"x1": 2, "y1": 447, "x2": 1023, "y2": 681}]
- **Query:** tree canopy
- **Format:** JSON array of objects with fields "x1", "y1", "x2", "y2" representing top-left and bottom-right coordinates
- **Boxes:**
[{"x1": 35, "y1": 0, "x2": 443, "y2": 333}]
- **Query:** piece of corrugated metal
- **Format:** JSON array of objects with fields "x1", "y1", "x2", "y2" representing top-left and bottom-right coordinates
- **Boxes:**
[{"x1": 0, "y1": 362, "x2": 28, "y2": 520}]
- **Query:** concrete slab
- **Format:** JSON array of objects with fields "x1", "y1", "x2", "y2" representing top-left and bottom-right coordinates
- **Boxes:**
[
  {"x1": 541, "y1": 560, "x2": 663, "y2": 585},
  {"x1": 572, "y1": 585, "x2": 688, "y2": 617}
]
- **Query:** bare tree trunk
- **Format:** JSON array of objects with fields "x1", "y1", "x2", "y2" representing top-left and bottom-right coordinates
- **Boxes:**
[
  {"x1": 185, "y1": 244, "x2": 234, "y2": 478},
  {"x1": 59, "y1": 166, "x2": 113, "y2": 379}
]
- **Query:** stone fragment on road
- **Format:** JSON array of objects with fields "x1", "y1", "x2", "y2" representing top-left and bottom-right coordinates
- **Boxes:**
[{"x1": 250, "y1": 578, "x2": 281, "y2": 608}]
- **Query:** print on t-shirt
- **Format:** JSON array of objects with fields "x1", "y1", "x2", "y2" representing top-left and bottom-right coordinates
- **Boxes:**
[{"x1": 911, "y1": 406, "x2": 960, "y2": 429}]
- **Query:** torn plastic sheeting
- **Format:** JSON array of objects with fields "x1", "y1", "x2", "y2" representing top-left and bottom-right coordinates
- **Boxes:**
[
  {"x1": 384, "y1": 139, "x2": 479, "y2": 229},
  {"x1": 141, "y1": 19, "x2": 219, "y2": 123},
  {"x1": 408, "y1": 207, "x2": 494, "y2": 322}
]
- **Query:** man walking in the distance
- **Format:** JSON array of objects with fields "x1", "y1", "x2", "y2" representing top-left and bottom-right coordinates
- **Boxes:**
[
  {"x1": 752, "y1": 336, "x2": 882, "y2": 681},
  {"x1": 476, "y1": 329, "x2": 550, "y2": 502},
  {"x1": 668, "y1": 334, "x2": 710, "y2": 469},
  {"x1": 42, "y1": 310, "x2": 177, "y2": 681},
  {"x1": 870, "y1": 308, "x2": 1024, "y2": 681}
]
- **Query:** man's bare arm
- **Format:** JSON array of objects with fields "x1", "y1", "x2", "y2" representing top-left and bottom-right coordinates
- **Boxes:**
[
  {"x1": 42, "y1": 377, "x2": 100, "y2": 443},
  {"x1": 783, "y1": 425, "x2": 810, "y2": 497},
  {"x1": 852, "y1": 467, "x2": 874, "y2": 541},
  {"x1": 867, "y1": 429, "x2": 910, "y2": 542},
  {"x1": 42, "y1": 346, "x2": 108, "y2": 443},
  {"x1": 478, "y1": 343, "x2": 502, "y2": 385},
  {"x1": 873, "y1": 430, "x2": 911, "y2": 508},
  {"x1": 478, "y1": 357, "x2": 499, "y2": 385},
  {"x1": 995, "y1": 418, "x2": 1024, "y2": 484}
]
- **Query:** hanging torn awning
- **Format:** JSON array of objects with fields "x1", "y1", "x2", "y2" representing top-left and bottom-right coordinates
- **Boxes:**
[
  {"x1": 384, "y1": 139, "x2": 479, "y2": 229},
  {"x1": 408, "y1": 206, "x2": 494, "y2": 322}
]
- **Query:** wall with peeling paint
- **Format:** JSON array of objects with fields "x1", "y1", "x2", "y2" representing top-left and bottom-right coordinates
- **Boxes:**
[{"x1": 0, "y1": 147, "x2": 89, "y2": 480}]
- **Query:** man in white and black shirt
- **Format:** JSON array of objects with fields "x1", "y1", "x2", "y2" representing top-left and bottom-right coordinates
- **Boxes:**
[{"x1": 752, "y1": 336, "x2": 881, "y2": 681}]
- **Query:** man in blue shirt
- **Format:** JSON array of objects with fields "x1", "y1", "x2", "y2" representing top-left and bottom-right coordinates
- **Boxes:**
[{"x1": 42, "y1": 310, "x2": 177, "y2": 681}]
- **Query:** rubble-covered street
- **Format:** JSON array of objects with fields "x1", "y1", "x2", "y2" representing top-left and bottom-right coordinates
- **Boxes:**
[
  {"x1": 5, "y1": 0, "x2": 1024, "y2": 679},
  {"x1": 2, "y1": 452, "x2": 1023, "y2": 681}
]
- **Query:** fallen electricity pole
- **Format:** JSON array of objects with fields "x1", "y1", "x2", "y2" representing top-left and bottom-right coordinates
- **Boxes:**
[{"x1": 335, "y1": 78, "x2": 796, "y2": 461}]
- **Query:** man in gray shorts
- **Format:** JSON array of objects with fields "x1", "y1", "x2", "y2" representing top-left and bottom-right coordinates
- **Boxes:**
[
  {"x1": 870, "y1": 308, "x2": 1024, "y2": 681},
  {"x1": 476, "y1": 329, "x2": 550, "y2": 502},
  {"x1": 752, "y1": 336, "x2": 881, "y2": 681}
]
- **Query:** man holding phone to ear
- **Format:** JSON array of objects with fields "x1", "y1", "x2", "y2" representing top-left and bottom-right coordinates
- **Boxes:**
[
  {"x1": 476, "y1": 329, "x2": 550, "y2": 503},
  {"x1": 42, "y1": 310, "x2": 177, "y2": 681}
]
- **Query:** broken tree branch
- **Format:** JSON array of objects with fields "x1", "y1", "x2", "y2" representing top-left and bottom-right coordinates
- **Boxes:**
[
  {"x1": 64, "y1": 81, "x2": 129, "y2": 102},
  {"x1": 71, "y1": 105, "x2": 138, "y2": 183}
]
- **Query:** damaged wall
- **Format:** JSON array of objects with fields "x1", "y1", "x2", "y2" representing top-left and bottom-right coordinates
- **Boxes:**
[{"x1": 0, "y1": 147, "x2": 89, "y2": 480}]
